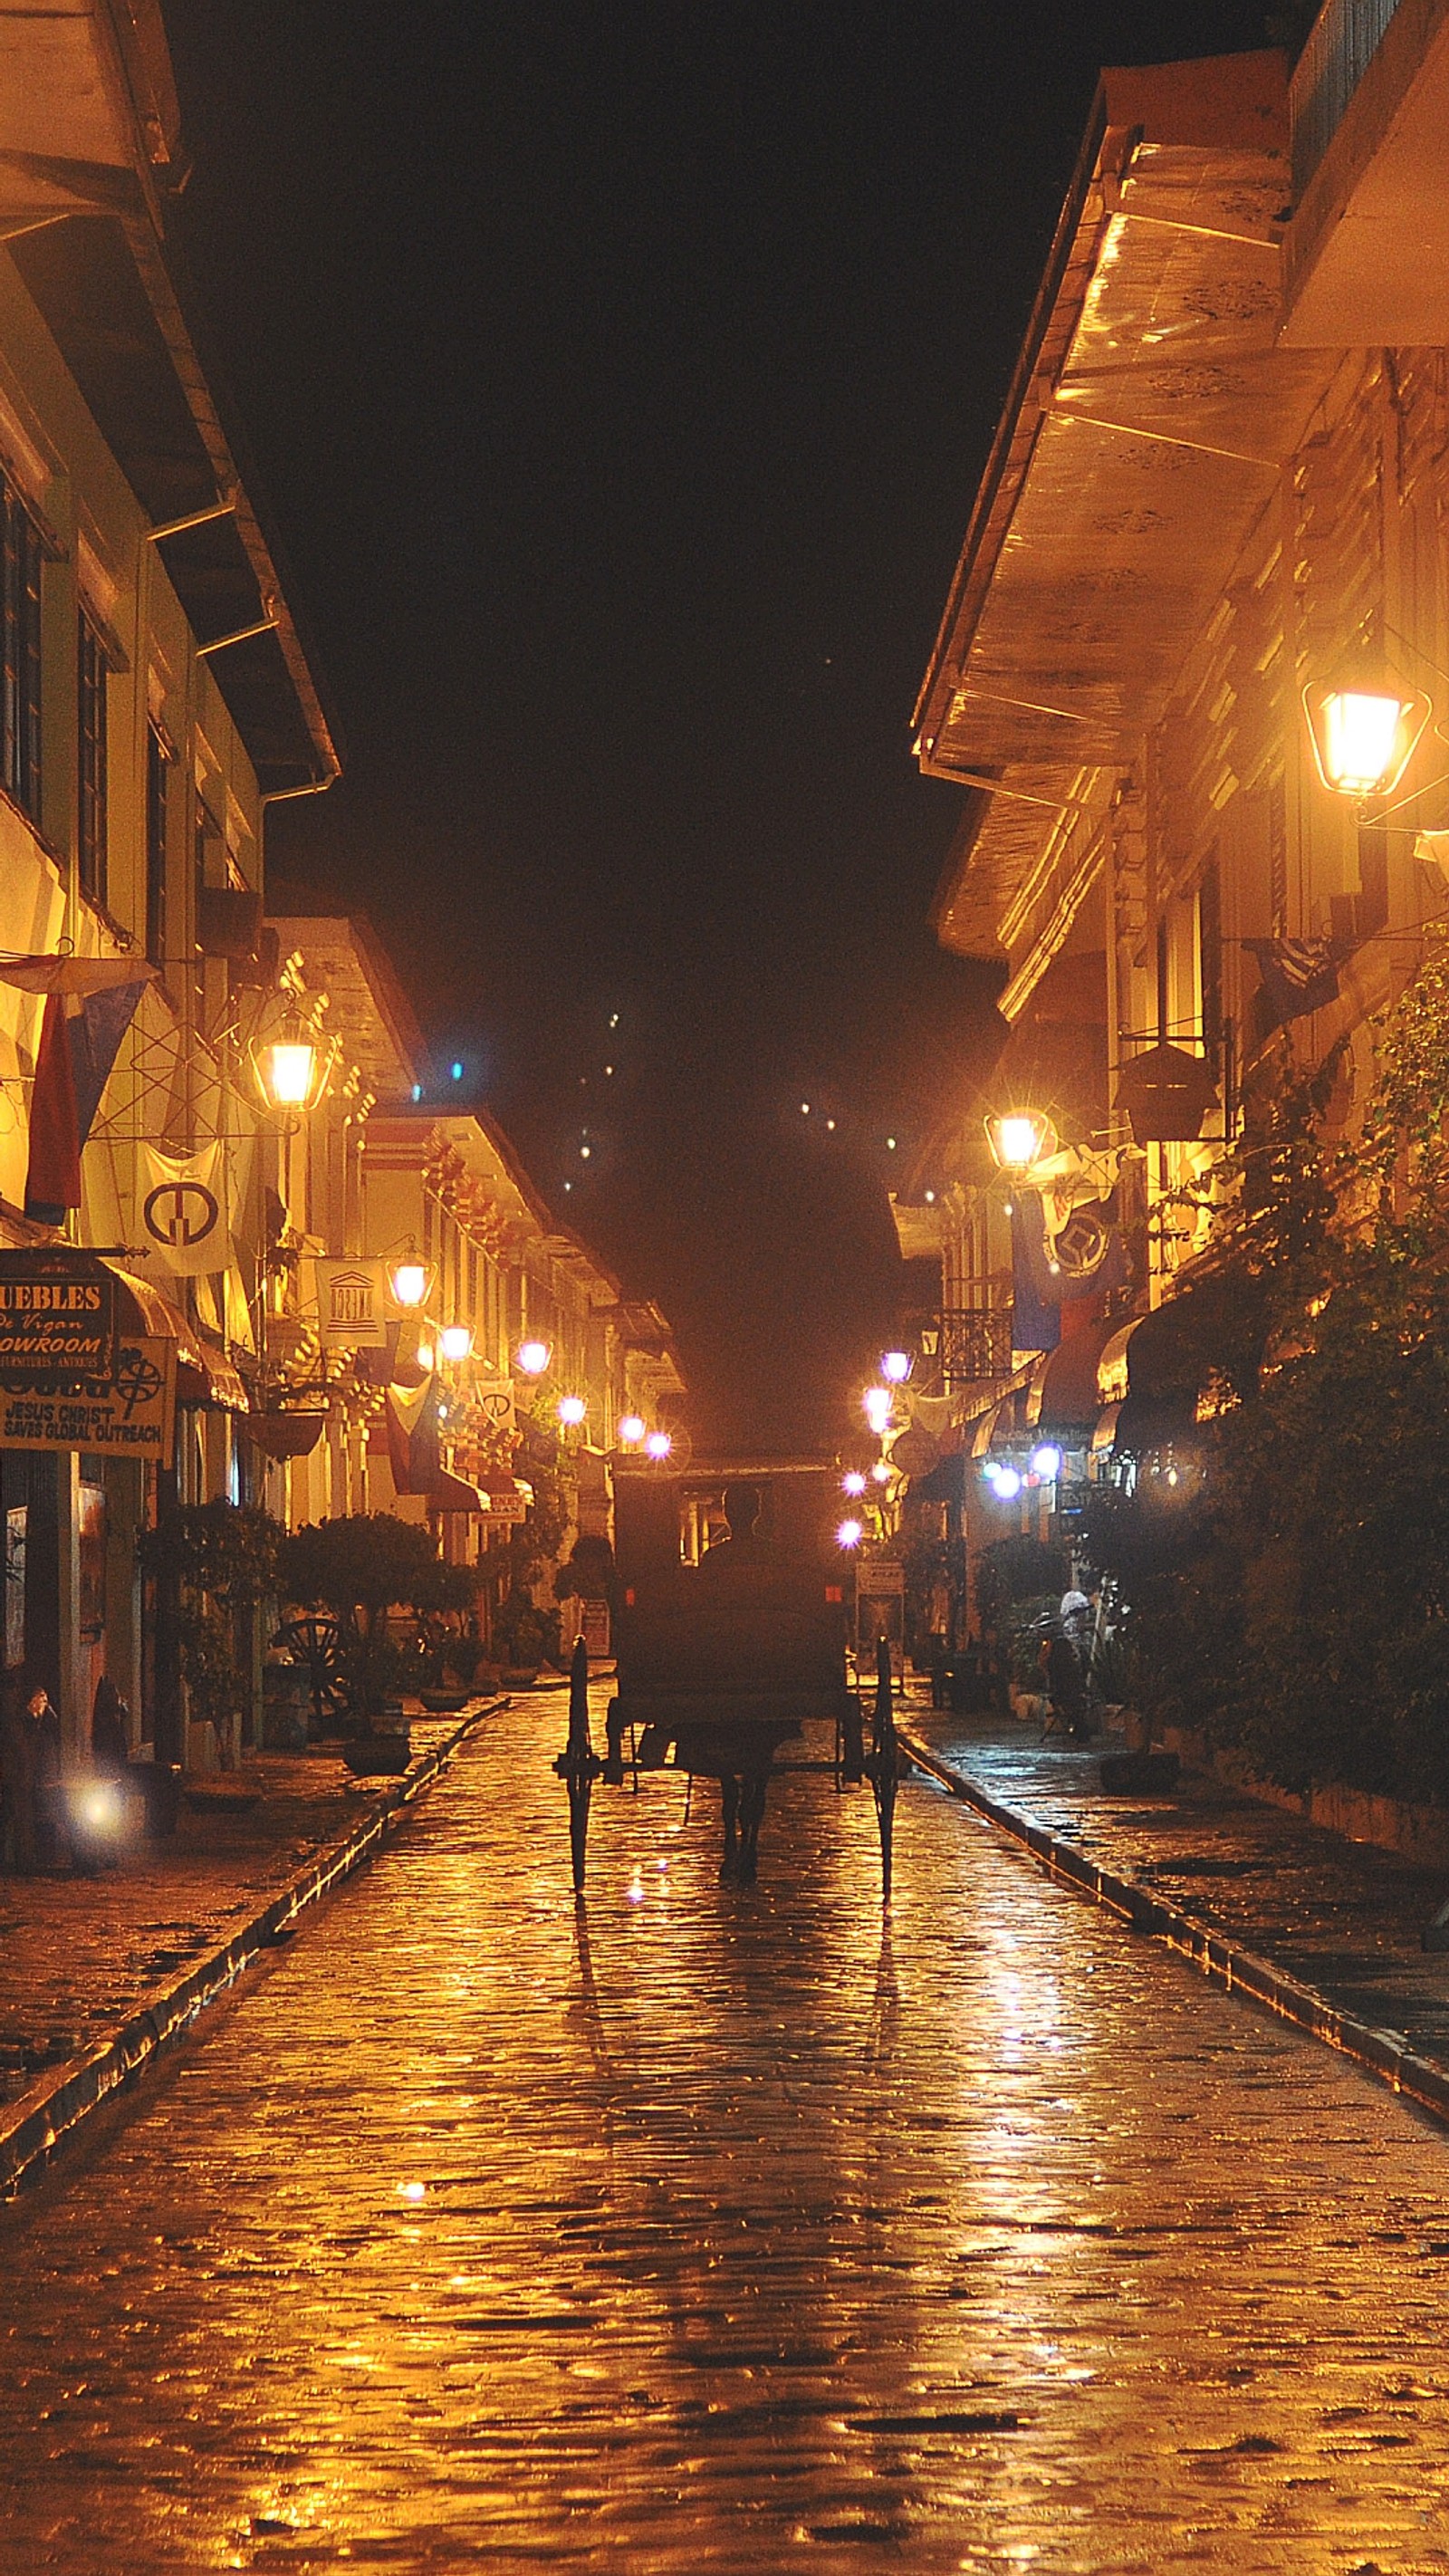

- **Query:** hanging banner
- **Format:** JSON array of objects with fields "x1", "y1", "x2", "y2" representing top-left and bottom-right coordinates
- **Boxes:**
[
  {"x1": 138, "y1": 1141, "x2": 233, "y2": 1275},
  {"x1": 315, "y1": 1258, "x2": 389, "y2": 1350},
  {"x1": 0, "y1": 1333, "x2": 176, "y2": 1458},
  {"x1": 0, "y1": 1249, "x2": 115, "y2": 1379},
  {"x1": 472, "y1": 1369, "x2": 515, "y2": 1435}
]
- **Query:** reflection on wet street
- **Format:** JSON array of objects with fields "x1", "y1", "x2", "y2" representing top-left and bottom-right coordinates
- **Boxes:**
[{"x1": 3, "y1": 1690, "x2": 1449, "y2": 2572}]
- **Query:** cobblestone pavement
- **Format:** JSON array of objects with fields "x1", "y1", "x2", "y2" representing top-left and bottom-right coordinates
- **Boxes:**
[
  {"x1": 5, "y1": 1690, "x2": 1449, "y2": 2572},
  {"x1": 0, "y1": 1710, "x2": 507, "y2": 2103},
  {"x1": 917, "y1": 1709, "x2": 1449, "y2": 2066}
]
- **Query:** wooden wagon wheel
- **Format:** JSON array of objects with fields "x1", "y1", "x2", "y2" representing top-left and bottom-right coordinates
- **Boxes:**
[
  {"x1": 866, "y1": 1634, "x2": 898, "y2": 1903},
  {"x1": 277, "y1": 1612, "x2": 352, "y2": 1729},
  {"x1": 552, "y1": 1637, "x2": 601, "y2": 1898}
]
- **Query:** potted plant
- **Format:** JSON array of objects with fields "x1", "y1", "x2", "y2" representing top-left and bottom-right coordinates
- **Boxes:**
[{"x1": 277, "y1": 1515, "x2": 472, "y2": 1767}]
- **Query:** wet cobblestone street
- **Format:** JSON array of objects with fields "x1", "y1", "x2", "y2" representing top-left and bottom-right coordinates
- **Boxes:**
[{"x1": 5, "y1": 1691, "x2": 1449, "y2": 2572}]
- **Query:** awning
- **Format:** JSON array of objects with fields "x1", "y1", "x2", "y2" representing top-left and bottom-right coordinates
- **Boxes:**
[
  {"x1": 1026, "y1": 1317, "x2": 1115, "y2": 1435},
  {"x1": 427, "y1": 1469, "x2": 489, "y2": 1514},
  {"x1": 108, "y1": 1265, "x2": 249, "y2": 1411}
]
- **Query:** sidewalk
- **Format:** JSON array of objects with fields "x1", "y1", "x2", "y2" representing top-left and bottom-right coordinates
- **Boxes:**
[
  {"x1": 905, "y1": 1695, "x2": 1449, "y2": 2114},
  {"x1": 0, "y1": 1692, "x2": 526, "y2": 2123}
]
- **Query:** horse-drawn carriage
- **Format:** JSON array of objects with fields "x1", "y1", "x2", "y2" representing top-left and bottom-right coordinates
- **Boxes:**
[{"x1": 554, "y1": 1458, "x2": 901, "y2": 1896}]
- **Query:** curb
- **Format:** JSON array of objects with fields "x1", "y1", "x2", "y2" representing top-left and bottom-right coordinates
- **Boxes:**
[
  {"x1": 0, "y1": 1697, "x2": 509, "y2": 2197},
  {"x1": 899, "y1": 1731, "x2": 1449, "y2": 2133}
]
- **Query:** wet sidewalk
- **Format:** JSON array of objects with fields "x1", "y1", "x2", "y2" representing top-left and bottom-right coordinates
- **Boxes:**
[
  {"x1": 907, "y1": 1696, "x2": 1449, "y2": 2084},
  {"x1": 0, "y1": 1693, "x2": 522, "y2": 2106}
]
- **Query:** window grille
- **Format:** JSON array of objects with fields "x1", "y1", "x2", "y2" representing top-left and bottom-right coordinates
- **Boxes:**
[{"x1": 1, "y1": 477, "x2": 42, "y2": 822}]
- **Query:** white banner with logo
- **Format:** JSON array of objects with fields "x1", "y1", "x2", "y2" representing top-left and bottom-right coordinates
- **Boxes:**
[
  {"x1": 315, "y1": 1257, "x2": 389, "y2": 1350},
  {"x1": 471, "y1": 1369, "x2": 515, "y2": 1435},
  {"x1": 137, "y1": 1143, "x2": 234, "y2": 1276}
]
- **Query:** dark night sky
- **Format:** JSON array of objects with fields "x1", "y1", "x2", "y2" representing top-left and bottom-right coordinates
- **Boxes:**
[{"x1": 161, "y1": 0, "x2": 1271, "y2": 1450}]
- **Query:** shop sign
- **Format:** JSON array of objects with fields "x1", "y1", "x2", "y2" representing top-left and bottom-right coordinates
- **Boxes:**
[
  {"x1": 483, "y1": 1489, "x2": 529, "y2": 1524},
  {"x1": 0, "y1": 1334, "x2": 177, "y2": 1459},
  {"x1": 0, "y1": 1251, "x2": 114, "y2": 1380}
]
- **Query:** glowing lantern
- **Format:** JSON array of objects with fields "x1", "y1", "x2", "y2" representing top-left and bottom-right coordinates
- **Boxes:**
[
  {"x1": 984, "y1": 1110, "x2": 1057, "y2": 1175},
  {"x1": 618, "y1": 1413, "x2": 647, "y2": 1447},
  {"x1": 1304, "y1": 662, "x2": 1430, "y2": 801},
  {"x1": 836, "y1": 1518, "x2": 864, "y2": 1549},
  {"x1": 557, "y1": 1394, "x2": 587, "y2": 1427},
  {"x1": 841, "y1": 1470, "x2": 867, "y2": 1496},
  {"x1": 514, "y1": 1339, "x2": 552, "y2": 1376},
  {"x1": 389, "y1": 1258, "x2": 431, "y2": 1311},
  {"x1": 439, "y1": 1324, "x2": 473, "y2": 1363},
  {"x1": 880, "y1": 1350, "x2": 912, "y2": 1383},
  {"x1": 645, "y1": 1428, "x2": 673, "y2": 1459}
]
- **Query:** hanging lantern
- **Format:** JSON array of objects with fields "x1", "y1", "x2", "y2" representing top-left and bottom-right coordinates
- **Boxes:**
[
  {"x1": 1116, "y1": 1042, "x2": 1219, "y2": 1145},
  {"x1": 252, "y1": 1009, "x2": 332, "y2": 1117},
  {"x1": 1303, "y1": 659, "x2": 1430, "y2": 802},
  {"x1": 984, "y1": 1109, "x2": 1057, "y2": 1175}
]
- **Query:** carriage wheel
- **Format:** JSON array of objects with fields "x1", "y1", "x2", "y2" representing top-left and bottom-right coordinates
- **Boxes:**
[
  {"x1": 552, "y1": 1637, "x2": 601, "y2": 1898},
  {"x1": 278, "y1": 1612, "x2": 352, "y2": 1729},
  {"x1": 867, "y1": 1635, "x2": 898, "y2": 1903}
]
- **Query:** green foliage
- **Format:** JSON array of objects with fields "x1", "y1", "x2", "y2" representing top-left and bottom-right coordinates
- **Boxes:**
[
  {"x1": 974, "y1": 1536, "x2": 1068, "y2": 1630},
  {"x1": 553, "y1": 1535, "x2": 614, "y2": 1603},
  {"x1": 139, "y1": 1501, "x2": 283, "y2": 1743},
  {"x1": 1096, "y1": 933, "x2": 1449, "y2": 1800},
  {"x1": 492, "y1": 1585, "x2": 561, "y2": 1671},
  {"x1": 277, "y1": 1515, "x2": 469, "y2": 1717}
]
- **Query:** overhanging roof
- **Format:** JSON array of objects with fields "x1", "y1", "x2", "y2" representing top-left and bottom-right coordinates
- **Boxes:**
[
  {"x1": 0, "y1": 0, "x2": 339, "y2": 796},
  {"x1": 918, "y1": 50, "x2": 1335, "y2": 966}
]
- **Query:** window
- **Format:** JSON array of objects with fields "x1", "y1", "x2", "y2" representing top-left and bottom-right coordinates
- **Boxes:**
[
  {"x1": 77, "y1": 614, "x2": 108, "y2": 907},
  {"x1": 1, "y1": 476, "x2": 42, "y2": 822},
  {"x1": 145, "y1": 723, "x2": 170, "y2": 970}
]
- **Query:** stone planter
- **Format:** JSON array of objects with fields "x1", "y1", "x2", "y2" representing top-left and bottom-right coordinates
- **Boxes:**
[{"x1": 341, "y1": 1731, "x2": 412, "y2": 1776}]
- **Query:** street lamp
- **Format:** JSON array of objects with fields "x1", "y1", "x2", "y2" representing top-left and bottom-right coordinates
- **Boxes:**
[
  {"x1": 557, "y1": 1393, "x2": 587, "y2": 1427},
  {"x1": 841, "y1": 1470, "x2": 867, "y2": 1497},
  {"x1": 984, "y1": 1109, "x2": 1057, "y2": 1176},
  {"x1": 870, "y1": 1459, "x2": 893, "y2": 1485},
  {"x1": 862, "y1": 1385, "x2": 894, "y2": 1436},
  {"x1": 836, "y1": 1517, "x2": 864, "y2": 1549},
  {"x1": 252, "y1": 1009, "x2": 332, "y2": 1119},
  {"x1": 880, "y1": 1349, "x2": 912, "y2": 1383},
  {"x1": 618, "y1": 1413, "x2": 647, "y2": 1447},
  {"x1": 1304, "y1": 659, "x2": 1430, "y2": 802},
  {"x1": 387, "y1": 1247, "x2": 434, "y2": 1312},
  {"x1": 514, "y1": 1338, "x2": 552, "y2": 1376},
  {"x1": 439, "y1": 1323, "x2": 473, "y2": 1363},
  {"x1": 645, "y1": 1428, "x2": 673, "y2": 1460}
]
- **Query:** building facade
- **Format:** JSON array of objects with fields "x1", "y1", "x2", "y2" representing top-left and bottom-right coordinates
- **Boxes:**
[
  {"x1": 899, "y1": 18, "x2": 1449, "y2": 1606},
  {"x1": 0, "y1": 5, "x2": 685, "y2": 1764}
]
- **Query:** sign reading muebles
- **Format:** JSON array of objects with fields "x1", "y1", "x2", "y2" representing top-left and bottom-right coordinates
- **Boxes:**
[
  {"x1": 0, "y1": 1334, "x2": 177, "y2": 1456},
  {"x1": 0, "y1": 1265, "x2": 114, "y2": 1377}
]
